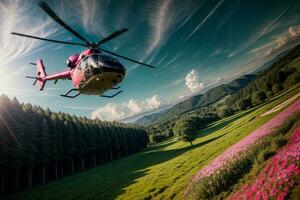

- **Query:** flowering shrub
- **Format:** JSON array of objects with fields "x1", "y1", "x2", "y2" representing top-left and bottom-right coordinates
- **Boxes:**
[
  {"x1": 187, "y1": 99, "x2": 300, "y2": 199},
  {"x1": 229, "y1": 127, "x2": 300, "y2": 200},
  {"x1": 193, "y1": 99, "x2": 300, "y2": 182}
]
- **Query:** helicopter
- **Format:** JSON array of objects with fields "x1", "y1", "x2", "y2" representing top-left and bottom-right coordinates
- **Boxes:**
[{"x1": 11, "y1": 1, "x2": 155, "y2": 98}]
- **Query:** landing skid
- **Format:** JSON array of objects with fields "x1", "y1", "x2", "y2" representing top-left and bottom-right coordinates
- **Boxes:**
[
  {"x1": 61, "y1": 89, "x2": 81, "y2": 98},
  {"x1": 101, "y1": 90, "x2": 123, "y2": 98}
]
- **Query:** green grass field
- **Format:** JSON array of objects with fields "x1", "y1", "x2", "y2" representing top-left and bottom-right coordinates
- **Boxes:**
[{"x1": 5, "y1": 86, "x2": 300, "y2": 200}]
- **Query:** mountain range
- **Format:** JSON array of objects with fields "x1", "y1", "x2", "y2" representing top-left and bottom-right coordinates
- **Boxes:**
[{"x1": 134, "y1": 74, "x2": 257, "y2": 125}]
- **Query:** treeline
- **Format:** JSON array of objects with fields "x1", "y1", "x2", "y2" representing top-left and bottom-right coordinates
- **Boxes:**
[
  {"x1": 224, "y1": 45, "x2": 300, "y2": 112},
  {"x1": 0, "y1": 95, "x2": 148, "y2": 194}
]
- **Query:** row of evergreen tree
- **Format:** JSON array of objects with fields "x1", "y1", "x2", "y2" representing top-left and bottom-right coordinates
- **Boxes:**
[{"x1": 0, "y1": 95, "x2": 148, "y2": 194}]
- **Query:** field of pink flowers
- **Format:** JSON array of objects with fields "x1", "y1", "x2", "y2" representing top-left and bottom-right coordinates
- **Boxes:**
[
  {"x1": 192, "y1": 99, "x2": 300, "y2": 183},
  {"x1": 229, "y1": 126, "x2": 300, "y2": 200}
]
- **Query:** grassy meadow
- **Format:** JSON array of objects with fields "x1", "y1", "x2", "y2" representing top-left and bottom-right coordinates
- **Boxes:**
[{"x1": 4, "y1": 85, "x2": 300, "y2": 200}]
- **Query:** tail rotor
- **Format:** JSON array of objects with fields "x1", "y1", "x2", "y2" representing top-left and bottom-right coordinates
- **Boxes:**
[{"x1": 26, "y1": 59, "x2": 47, "y2": 90}]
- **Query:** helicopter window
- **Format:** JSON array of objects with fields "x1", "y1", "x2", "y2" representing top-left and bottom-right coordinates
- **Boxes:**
[{"x1": 89, "y1": 54, "x2": 122, "y2": 68}]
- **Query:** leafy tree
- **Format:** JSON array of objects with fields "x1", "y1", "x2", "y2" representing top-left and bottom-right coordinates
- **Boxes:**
[
  {"x1": 272, "y1": 84, "x2": 283, "y2": 94},
  {"x1": 173, "y1": 119, "x2": 197, "y2": 146},
  {"x1": 238, "y1": 98, "x2": 252, "y2": 110},
  {"x1": 252, "y1": 91, "x2": 267, "y2": 105},
  {"x1": 266, "y1": 91, "x2": 274, "y2": 98},
  {"x1": 284, "y1": 71, "x2": 300, "y2": 87},
  {"x1": 218, "y1": 108, "x2": 234, "y2": 118},
  {"x1": 163, "y1": 129, "x2": 174, "y2": 137}
]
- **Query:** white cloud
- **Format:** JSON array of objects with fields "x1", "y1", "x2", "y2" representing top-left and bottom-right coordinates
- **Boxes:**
[
  {"x1": 185, "y1": 69, "x2": 204, "y2": 92},
  {"x1": 91, "y1": 95, "x2": 163, "y2": 121},
  {"x1": 264, "y1": 26, "x2": 300, "y2": 56}
]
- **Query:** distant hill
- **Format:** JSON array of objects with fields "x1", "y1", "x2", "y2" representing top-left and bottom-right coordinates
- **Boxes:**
[
  {"x1": 133, "y1": 107, "x2": 170, "y2": 125},
  {"x1": 134, "y1": 112, "x2": 164, "y2": 126},
  {"x1": 153, "y1": 74, "x2": 257, "y2": 124},
  {"x1": 252, "y1": 50, "x2": 290, "y2": 75}
]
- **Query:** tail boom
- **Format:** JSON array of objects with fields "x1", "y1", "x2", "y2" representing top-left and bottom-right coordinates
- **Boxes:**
[{"x1": 28, "y1": 59, "x2": 72, "y2": 91}]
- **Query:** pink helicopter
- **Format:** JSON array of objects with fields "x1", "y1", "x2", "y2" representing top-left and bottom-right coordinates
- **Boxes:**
[{"x1": 12, "y1": 1, "x2": 154, "y2": 98}]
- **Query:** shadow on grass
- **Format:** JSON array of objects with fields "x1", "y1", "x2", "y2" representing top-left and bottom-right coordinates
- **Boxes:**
[
  {"x1": 147, "y1": 139, "x2": 177, "y2": 151},
  {"x1": 7, "y1": 133, "x2": 227, "y2": 200},
  {"x1": 197, "y1": 110, "x2": 252, "y2": 138},
  {"x1": 103, "y1": 133, "x2": 227, "y2": 199},
  {"x1": 195, "y1": 89, "x2": 293, "y2": 140}
]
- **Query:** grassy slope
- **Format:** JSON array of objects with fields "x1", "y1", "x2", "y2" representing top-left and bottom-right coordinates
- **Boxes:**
[{"x1": 5, "y1": 86, "x2": 300, "y2": 200}]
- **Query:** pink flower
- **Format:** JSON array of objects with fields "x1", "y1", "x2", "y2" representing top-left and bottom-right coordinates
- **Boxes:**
[
  {"x1": 227, "y1": 126, "x2": 300, "y2": 199},
  {"x1": 192, "y1": 100, "x2": 300, "y2": 182}
]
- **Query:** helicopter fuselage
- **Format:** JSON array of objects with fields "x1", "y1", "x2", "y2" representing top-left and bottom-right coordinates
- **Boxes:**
[{"x1": 70, "y1": 49, "x2": 126, "y2": 95}]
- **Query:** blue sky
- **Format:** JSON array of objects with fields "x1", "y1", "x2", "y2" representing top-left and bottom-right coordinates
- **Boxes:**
[{"x1": 0, "y1": 0, "x2": 300, "y2": 122}]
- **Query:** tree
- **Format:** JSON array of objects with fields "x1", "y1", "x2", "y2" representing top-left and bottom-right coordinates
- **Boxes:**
[
  {"x1": 163, "y1": 129, "x2": 174, "y2": 137},
  {"x1": 284, "y1": 71, "x2": 300, "y2": 87},
  {"x1": 0, "y1": 95, "x2": 149, "y2": 195},
  {"x1": 218, "y1": 108, "x2": 234, "y2": 118},
  {"x1": 238, "y1": 98, "x2": 252, "y2": 110},
  {"x1": 272, "y1": 84, "x2": 283, "y2": 94},
  {"x1": 173, "y1": 119, "x2": 197, "y2": 146},
  {"x1": 252, "y1": 91, "x2": 267, "y2": 105},
  {"x1": 266, "y1": 91, "x2": 274, "y2": 98}
]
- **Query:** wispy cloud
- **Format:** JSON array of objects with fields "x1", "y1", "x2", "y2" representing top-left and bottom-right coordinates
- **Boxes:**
[
  {"x1": 185, "y1": 0, "x2": 225, "y2": 41},
  {"x1": 249, "y1": 25, "x2": 300, "y2": 58},
  {"x1": 0, "y1": 0, "x2": 59, "y2": 70},
  {"x1": 153, "y1": 79, "x2": 184, "y2": 94},
  {"x1": 223, "y1": 26, "x2": 300, "y2": 80},
  {"x1": 227, "y1": 4, "x2": 291, "y2": 58},
  {"x1": 126, "y1": 0, "x2": 204, "y2": 71},
  {"x1": 264, "y1": 26, "x2": 300, "y2": 57},
  {"x1": 0, "y1": 0, "x2": 60, "y2": 97},
  {"x1": 210, "y1": 47, "x2": 228, "y2": 57},
  {"x1": 60, "y1": 0, "x2": 110, "y2": 38}
]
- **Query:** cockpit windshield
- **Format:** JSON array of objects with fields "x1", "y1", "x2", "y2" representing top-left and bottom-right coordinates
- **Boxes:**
[
  {"x1": 88, "y1": 54, "x2": 123, "y2": 69},
  {"x1": 77, "y1": 53, "x2": 124, "y2": 80}
]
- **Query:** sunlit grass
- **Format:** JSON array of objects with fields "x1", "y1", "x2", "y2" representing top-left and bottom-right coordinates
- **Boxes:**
[{"x1": 3, "y1": 86, "x2": 300, "y2": 200}]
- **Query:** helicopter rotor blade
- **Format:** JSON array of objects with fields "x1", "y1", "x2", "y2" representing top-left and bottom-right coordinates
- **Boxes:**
[
  {"x1": 101, "y1": 48, "x2": 155, "y2": 68},
  {"x1": 96, "y1": 28, "x2": 129, "y2": 46},
  {"x1": 39, "y1": 1, "x2": 91, "y2": 46},
  {"x1": 11, "y1": 32, "x2": 87, "y2": 47}
]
